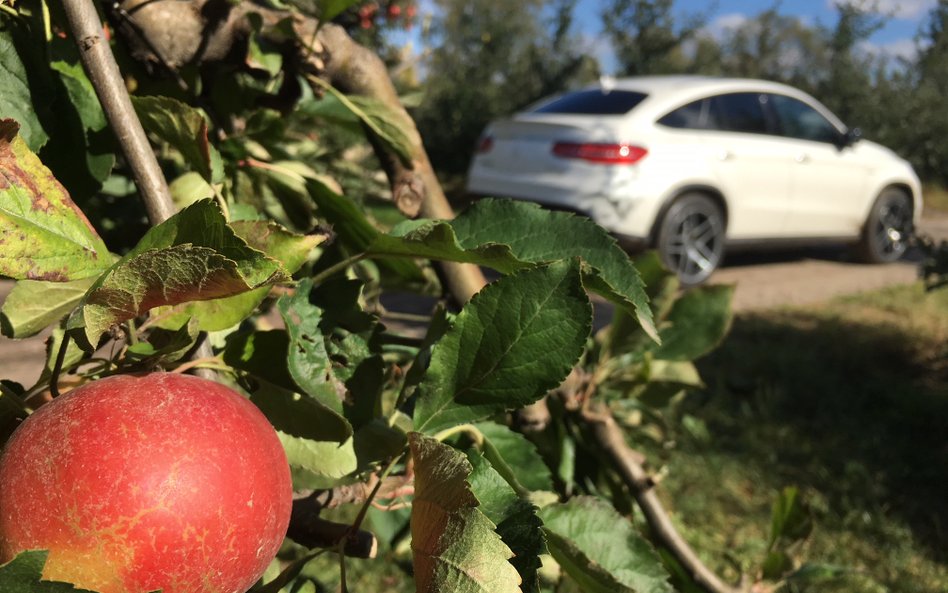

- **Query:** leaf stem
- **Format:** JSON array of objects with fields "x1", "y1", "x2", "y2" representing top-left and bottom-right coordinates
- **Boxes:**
[
  {"x1": 431, "y1": 424, "x2": 485, "y2": 448},
  {"x1": 49, "y1": 331, "x2": 71, "y2": 399},
  {"x1": 310, "y1": 253, "x2": 367, "y2": 287}
]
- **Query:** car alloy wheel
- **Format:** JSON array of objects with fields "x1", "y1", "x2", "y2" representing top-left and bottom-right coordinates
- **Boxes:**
[
  {"x1": 657, "y1": 193, "x2": 726, "y2": 285},
  {"x1": 860, "y1": 189, "x2": 913, "y2": 263}
]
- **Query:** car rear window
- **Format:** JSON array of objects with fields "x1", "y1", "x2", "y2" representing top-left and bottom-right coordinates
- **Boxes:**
[{"x1": 531, "y1": 90, "x2": 648, "y2": 115}]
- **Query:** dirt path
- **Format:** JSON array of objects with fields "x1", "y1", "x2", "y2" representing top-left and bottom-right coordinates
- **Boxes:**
[{"x1": 2, "y1": 214, "x2": 945, "y2": 388}]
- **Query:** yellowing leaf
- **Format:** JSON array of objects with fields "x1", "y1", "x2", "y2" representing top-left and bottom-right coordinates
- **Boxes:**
[
  {"x1": 410, "y1": 433, "x2": 522, "y2": 593},
  {"x1": 0, "y1": 120, "x2": 110, "y2": 281}
]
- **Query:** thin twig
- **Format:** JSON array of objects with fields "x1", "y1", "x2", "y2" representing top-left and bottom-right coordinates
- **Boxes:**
[
  {"x1": 584, "y1": 403, "x2": 744, "y2": 593},
  {"x1": 61, "y1": 0, "x2": 176, "y2": 225},
  {"x1": 61, "y1": 0, "x2": 217, "y2": 378}
]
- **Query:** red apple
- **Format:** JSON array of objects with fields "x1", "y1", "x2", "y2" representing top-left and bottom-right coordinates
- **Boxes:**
[{"x1": 0, "y1": 373, "x2": 292, "y2": 593}]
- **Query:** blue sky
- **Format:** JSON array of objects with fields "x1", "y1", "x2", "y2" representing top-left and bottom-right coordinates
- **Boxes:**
[
  {"x1": 573, "y1": 0, "x2": 937, "y2": 72},
  {"x1": 404, "y1": 0, "x2": 938, "y2": 73}
]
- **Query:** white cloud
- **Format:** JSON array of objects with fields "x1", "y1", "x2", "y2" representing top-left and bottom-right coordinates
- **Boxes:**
[
  {"x1": 826, "y1": 0, "x2": 936, "y2": 20},
  {"x1": 858, "y1": 37, "x2": 926, "y2": 62},
  {"x1": 702, "y1": 13, "x2": 750, "y2": 40}
]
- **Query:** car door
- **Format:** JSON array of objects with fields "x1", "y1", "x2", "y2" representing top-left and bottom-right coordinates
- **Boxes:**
[
  {"x1": 704, "y1": 92, "x2": 794, "y2": 239},
  {"x1": 768, "y1": 94, "x2": 872, "y2": 237}
]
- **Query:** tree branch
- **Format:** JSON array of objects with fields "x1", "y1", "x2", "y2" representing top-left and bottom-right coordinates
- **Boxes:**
[
  {"x1": 314, "y1": 23, "x2": 488, "y2": 304},
  {"x1": 584, "y1": 403, "x2": 744, "y2": 593},
  {"x1": 62, "y1": 0, "x2": 176, "y2": 226},
  {"x1": 62, "y1": 0, "x2": 217, "y2": 372}
]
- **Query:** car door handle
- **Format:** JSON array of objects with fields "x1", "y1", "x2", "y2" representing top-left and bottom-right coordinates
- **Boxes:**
[
  {"x1": 717, "y1": 150, "x2": 732, "y2": 161},
  {"x1": 795, "y1": 153, "x2": 810, "y2": 163}
]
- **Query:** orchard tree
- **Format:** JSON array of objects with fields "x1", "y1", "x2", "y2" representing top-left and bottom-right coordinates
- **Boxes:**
[
  {"x1": 0, "y1": 1, "x2": 820, "y2": 593},
  {"x1": 415, "y1": 0, "x2": 597, "y2": 174},
  {"x1": 601, "y1": 0, "x2": 706, "y2": 75},
  {"x1": 904, "y1": 0, "x2": 948, "y2": 184}
]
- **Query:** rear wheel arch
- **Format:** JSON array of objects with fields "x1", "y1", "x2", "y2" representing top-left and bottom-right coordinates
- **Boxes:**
[
  {"x1": 648, "y1": 185, "x2": 729, "y2": 246},
  {"x1": 652, "y1": 189, "x2": 729, "y2": 285}
]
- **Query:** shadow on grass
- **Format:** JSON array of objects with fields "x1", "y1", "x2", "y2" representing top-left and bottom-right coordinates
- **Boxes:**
[{"x1": 689, "y1": 308, "x2": 948, "y2": 566}]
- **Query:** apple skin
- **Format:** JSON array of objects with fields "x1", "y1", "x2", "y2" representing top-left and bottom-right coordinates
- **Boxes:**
[{"x1": 0, "y1": 373, "x2": 293, "y2": 593}]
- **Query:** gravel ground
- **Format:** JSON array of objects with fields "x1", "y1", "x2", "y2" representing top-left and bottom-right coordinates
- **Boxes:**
[{"x1": 2, "y1": 214, "x2": 946, "y2": 389}]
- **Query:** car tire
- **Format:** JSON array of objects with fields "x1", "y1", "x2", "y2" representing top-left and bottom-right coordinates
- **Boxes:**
[
  {"x1": 656, "y1": 193, "x2": 726, "y2": 286},
  {"x1": 857, "y1": 188, "x2": 913, "y2": 264}
]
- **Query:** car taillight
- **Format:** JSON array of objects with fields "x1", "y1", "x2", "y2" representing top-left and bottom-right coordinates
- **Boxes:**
[
  {"x1": 552, "y1": 142, "x2": 647, "y2": 164},
  {"x1": 476, "y1": 135, "x2": 494, "y2": 154}
]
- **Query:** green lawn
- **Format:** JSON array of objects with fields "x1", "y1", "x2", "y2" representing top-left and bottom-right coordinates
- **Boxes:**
[{"x1": 641, "y1": 282, "x2": 948, "y2": 592}]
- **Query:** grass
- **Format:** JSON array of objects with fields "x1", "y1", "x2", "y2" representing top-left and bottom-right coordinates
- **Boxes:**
[{"x1": 641, "y1": 282, "x2": 948, "y2": 592}]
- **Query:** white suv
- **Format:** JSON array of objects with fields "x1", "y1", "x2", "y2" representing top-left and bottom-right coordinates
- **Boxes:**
[{"x1": 466, "y1": 76, "x2": 922, "y2": 284}]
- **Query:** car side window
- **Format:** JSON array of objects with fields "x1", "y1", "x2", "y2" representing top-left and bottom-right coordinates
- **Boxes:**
[
  {"x1": 657, "y1": 99, "x2": 706, "y2": 128},
  {"x1": 709, "y1": 93, "x2": 770, "y2": 134},
  {"x1": 769, "y1": 94, "x2": 843, "y2": 144}
]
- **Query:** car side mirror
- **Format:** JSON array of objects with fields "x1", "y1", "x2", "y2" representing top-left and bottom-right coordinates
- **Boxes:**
[{"x1": 840, "y1": 127, "x2": 862, "y2": 148}]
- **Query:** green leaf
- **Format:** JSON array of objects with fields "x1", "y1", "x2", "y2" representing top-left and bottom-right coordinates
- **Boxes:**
[
  {"x1": 467, "y1": 450, "x2": 546, "y2": 593},
  {"x1": 277, "y1": 279, "x2": 349, "y2": 418},
  {"x1": 0, "y1": 120, "x2": 110, "y2": 281},
  {"x1": 0, "y1": 30, "x2": 49, "y2": 150},
  {"x1": 310, "y1": 78, "x2": 415, "y2": 166},
  {"x1": 768, "y1": 487, "x2": 813, "y2": 550},
  {"x1": 409, "y1": 433, "x2": 522, "y2": 593},
  {"x1": 69, "y1": 200, "x2": 286, "y2": 346},
  {"x1": 48, "y1": 60, "x2": 114, "y2": 185},
  {"x1": 132, "y1": 95, "x2": 223, "y2": 183},
  {"x1": 169, "y1": 171, "x2": 215, "y2": 208},
  {"x1": 414, "y1": 260, "x2": 591, "y2": 434},
  {"x1": 280, "y1": 433, "x2": 357, "y2": 490},
  {"x1": 317, "y1": 0, "x2": 363, "y2": 21},
  {"x1": 0, "y1": 550, "x2": 97, "y2": 592},
  {"x1": 305, "y1": 176, "x2": 426, "y2": 284},
  {"x1": 450, "y1": 199, "x2": 656, "y2": 340},
  {"x1": 124, "y1": 318, "x2": 199, "y2": 366},
  {"x1": 0, "y1": 276, "x2": 98, "y2": 338},
  {"x1": 223, "y1": 330, "x2": 352, "y2": 442},
  {"x1": 250, "y1": 380, "x2": 353, "y2": 443},
  {"x1": 474, "y1": 421, "x2": 553, "y2": 494},
  {"x1": 538, "y1": 497, "x2": 672, "y2": 593},
  {"x1": 653, "y1": 285, "x2": 734, "y2": 361},
  {"x1": 152, "y1": 220, "x2": 324, "y2": 331},
  {"x1": 369, "y1": 200, "x2": 656, "y2": 339}
]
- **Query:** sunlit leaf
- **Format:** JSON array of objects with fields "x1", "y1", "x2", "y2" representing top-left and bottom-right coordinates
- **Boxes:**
[
  {"x1": 152, "y1": 220, "x2": 325, "y2": 331},
  {"x1": 316, "y1": 0, "x2": 362, "y2": 21},
  {"x1": 0, "y1": 120, "x2": 110, "y2": 281},
  {"x1": 369, "y1": 199, "x2": 656, "y2": 339},
  {"x1": 0, "y1": 276, "x2": 98, "y2": 338},
  {"x1": 280, "y1": 433, "x2": 357, "y2": 490},
  {"x1": 68, "y1": 200, "x2": 286, "y2": 346},
  {"x1": 409, "y1": 434, "x2": 522, "y2": 593},
  {"x1": 0, "y1": 550, "x2": 97, "y2": 592},
  {"x1": 450, "y1": 199, "x2": 656, "y2": 340},
  {"x1": 467, "y1": 450, "x2": 546, "y2": 593},
  {"x1": 413, "y1": 260, "x2": 591, "y2": 434},
  {"x1": 539, "y1": 497, "x2": 672, "y2": 593}
]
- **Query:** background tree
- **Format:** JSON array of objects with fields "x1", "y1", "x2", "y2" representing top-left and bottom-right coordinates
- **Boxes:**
[
  {"x1": 413, "y1": 0, "x2": 597, "y2": 175},
  {"x1": 904, "y1": 0, "x2": 948, "y2": 185},
  {"x1": 601, "y1": 0, "x2": 706, "y2": 75}
]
